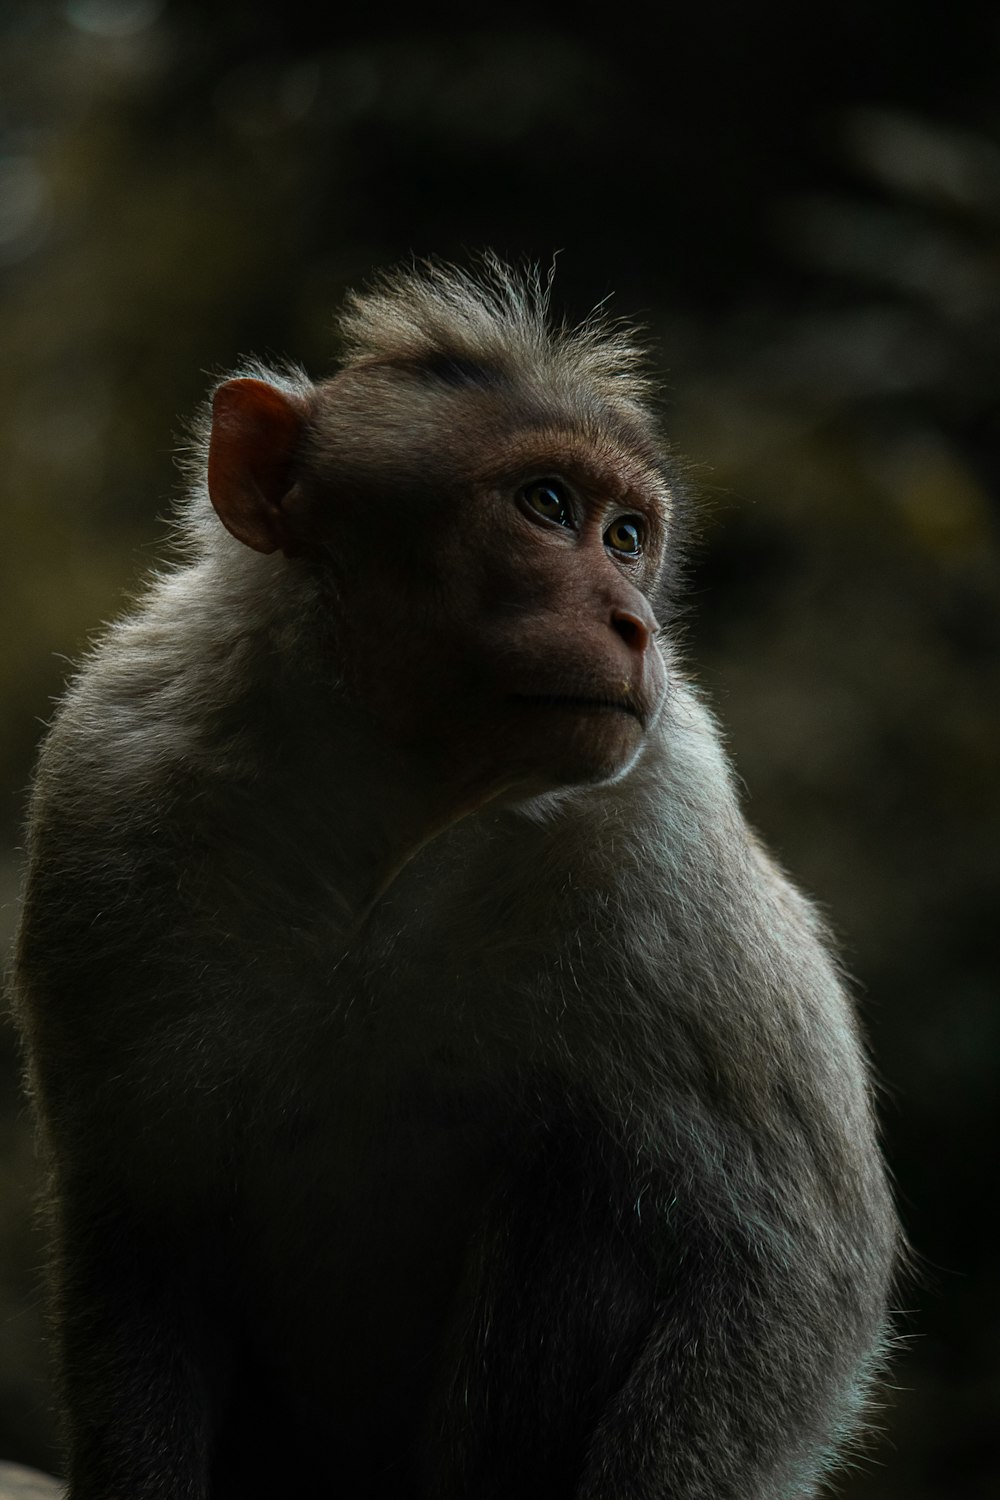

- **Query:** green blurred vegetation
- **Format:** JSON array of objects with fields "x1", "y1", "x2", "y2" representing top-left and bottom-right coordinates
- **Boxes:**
[{"x1": 2, "y1": 1, "x2": 998, "y2": 1493}]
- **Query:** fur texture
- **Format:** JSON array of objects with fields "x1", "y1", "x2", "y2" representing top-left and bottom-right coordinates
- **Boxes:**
[{"x1": 11, "y1": 260, "x2": 898, "y2": 1500}]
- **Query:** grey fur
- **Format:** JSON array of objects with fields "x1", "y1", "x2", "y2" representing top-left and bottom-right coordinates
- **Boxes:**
[{"x1": 11, "y1": 260, "x2": 898, "y2": 1500}]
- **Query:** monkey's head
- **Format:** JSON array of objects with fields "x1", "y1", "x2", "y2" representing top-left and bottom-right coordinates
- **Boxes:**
[{"x1": 206, "y1": 263, "x2": 683, "y2": 803}]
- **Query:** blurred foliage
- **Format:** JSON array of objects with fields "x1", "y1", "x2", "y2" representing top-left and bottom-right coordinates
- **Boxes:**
[{"x1": 1, "y1": 0, "x2": 998, "y2": 1493}]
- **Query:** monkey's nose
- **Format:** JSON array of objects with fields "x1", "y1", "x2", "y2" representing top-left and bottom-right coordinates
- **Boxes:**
[{"x1": 611, "y1": 608, "x2": 653, "y2": 654}]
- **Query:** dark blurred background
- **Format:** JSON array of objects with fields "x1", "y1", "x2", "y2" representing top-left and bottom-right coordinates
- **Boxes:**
[{"x1": 1, "y1": 0, "x2": 998, "y2": 1493}]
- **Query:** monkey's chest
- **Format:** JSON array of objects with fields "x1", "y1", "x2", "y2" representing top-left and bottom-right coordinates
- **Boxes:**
[{"x1": 230, "y1": 1093, "x2": 502, "y2": 1418}]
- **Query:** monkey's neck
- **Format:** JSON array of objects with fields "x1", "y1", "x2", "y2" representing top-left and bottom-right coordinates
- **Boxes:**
[
  {"x1": 352, "y1": 780, "x2": 518, "y2": 928},
  {"x1": 272, "y1": 705, "x2": 512, "y2": 928}
]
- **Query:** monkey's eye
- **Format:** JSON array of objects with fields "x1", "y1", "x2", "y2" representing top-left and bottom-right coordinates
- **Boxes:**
[
  {"x1": 604, "y1": 517, "x2": 644, "y2": 556},
  {"x1": 520, "y1": 479, "x2": 573, "y2": 528}
]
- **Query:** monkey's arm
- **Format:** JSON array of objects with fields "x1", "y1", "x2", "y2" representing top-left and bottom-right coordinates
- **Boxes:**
[
  {"x1": 45, "y1": 1172, "x2": 216, "y2": 1500},
  {"x1": 573, "y1": 715, "x2": 893, "y2": 1499},
  {"x1": 430, "y1": 695, "x2": 895, "y2": 1500},
  {"x1": 573, "y1": 1197, "x2": 887, "y2": 1500},
  {"x1": 13, "y1": 780, "x2": 223, "y2": 1500},
  {"x1": 433, "y1": 1117, "x2": 887, "y2": 1500}
]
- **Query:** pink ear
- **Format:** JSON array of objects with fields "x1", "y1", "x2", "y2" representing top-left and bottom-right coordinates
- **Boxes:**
[{"x1": 207, "y1": 379, "x2": 307, "y2": 554}]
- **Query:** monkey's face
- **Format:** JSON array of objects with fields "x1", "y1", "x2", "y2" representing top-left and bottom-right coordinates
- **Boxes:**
[
  {"x1": 208, "y1": 375, "x2": 673, "y2": 803},
  {"x1": 323, "y1": 433, "x2": 671, "y2": 799}
]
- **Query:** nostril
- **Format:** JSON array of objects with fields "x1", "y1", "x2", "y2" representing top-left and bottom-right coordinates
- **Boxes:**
[{"x1": 611, "y1": 609, "x2": 651, "y2": 653}]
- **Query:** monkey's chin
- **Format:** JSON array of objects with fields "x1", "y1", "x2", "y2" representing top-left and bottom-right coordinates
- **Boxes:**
[{"x1": 509, "y1": 699, "x2": 646, "y2": 789}]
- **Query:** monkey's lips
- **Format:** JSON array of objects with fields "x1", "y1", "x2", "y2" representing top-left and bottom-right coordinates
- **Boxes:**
[{"x1": 509, "y1": 693, "x2": 644, "y2": 725}]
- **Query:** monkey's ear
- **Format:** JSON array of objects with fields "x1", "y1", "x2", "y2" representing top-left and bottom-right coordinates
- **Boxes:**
[{"x1": 207, "y1": 378, "x2": 310, "y2": 555}]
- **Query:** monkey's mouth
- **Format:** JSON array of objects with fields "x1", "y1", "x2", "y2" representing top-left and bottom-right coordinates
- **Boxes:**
[{"x1": 510, "y1": 693, "x2": 643, "y2": 724}]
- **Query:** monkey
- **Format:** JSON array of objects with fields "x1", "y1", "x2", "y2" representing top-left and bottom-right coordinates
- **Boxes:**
[{"x1": 10, "y1": 259, "x2": 898, "y2": 1500}]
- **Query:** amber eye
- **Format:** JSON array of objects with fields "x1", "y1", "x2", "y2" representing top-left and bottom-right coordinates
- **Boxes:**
[
  {"x1": 605, "y1": 517, "x2": 644, "y2": 556},
  {"x1": 520, "y1": 479, "x2": 572, "y2": 527}
]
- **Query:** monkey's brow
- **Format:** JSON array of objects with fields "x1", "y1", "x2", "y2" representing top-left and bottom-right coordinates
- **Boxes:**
[
  {"x1": 477, "y1": 433, "x2": 670, "y2": 507},
  {"x1": 407, "y1": 352, "x2": 509, "y2": 389}
]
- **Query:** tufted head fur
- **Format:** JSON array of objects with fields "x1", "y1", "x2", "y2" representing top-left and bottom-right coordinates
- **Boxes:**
[{"x1": 336, "y1": 255, "x2": 655, "y2": 410}]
